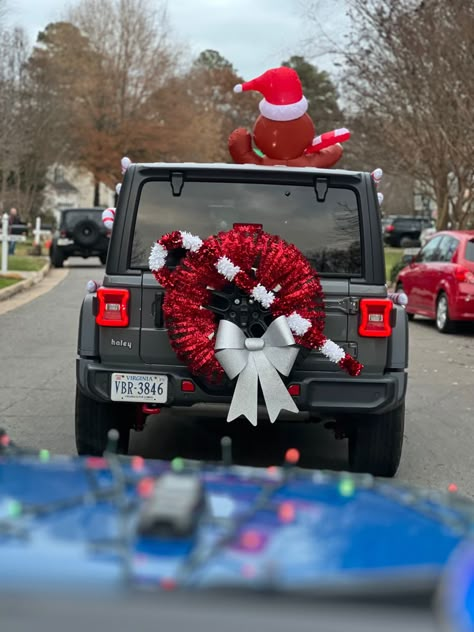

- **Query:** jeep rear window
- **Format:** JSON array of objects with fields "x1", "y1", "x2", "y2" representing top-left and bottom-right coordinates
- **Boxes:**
[
  {"x1": 62, "y1": 210, "x2": 103, "y2": 228},
  {"x1": 130, "y1": 180, "x2": 361, "y2": 275}
]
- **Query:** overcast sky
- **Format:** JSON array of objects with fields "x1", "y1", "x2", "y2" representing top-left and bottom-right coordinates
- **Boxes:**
[{"x1": 5, "y1": 0, "x2": 349, "y2": 79}]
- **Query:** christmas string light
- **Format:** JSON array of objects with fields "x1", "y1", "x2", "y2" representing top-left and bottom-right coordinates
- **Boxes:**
[
  {"x1": 171, "y1": 457, "x2": 185, "y2": 473},
  {"x1": 338, "y1": 477, "x2": 356, "y2": 498},
  {"x1": 38, "y1": 449, "x2": 50, "y2": 463}
]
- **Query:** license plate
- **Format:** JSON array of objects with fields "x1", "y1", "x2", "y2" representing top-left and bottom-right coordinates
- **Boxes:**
[
  {"x1": 111, "y1": 373, "x2": 168, "y2": 403},
  {"x1": 57, "y1": 238, "x2": 74, "y2": 246}
]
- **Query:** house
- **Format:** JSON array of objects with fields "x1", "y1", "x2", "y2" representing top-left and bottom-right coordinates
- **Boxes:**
[{"x1": 42, "y1": 165, "x2": 115, "y2": 225}]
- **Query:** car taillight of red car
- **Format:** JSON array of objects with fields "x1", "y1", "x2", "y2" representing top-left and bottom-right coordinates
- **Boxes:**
[{"x1": 455, "y1": 268, "x2": 474, "y2": 284}]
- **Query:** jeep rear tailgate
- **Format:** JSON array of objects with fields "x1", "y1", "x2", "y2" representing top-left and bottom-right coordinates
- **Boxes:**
[{"x1": 127, "y1": 166, "x2": 386, "y2": 374}]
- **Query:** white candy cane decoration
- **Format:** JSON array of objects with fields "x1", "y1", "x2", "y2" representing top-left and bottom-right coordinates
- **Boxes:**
[
  {"x1": 149, "y1": 231, "x2": 203, "y2": 273},
  {"x1": 388, "y1": 291, "x2": 408, "y2": 306},
  {"x1": 371, "y1": 168, "x2": 383, "y2": 185},
  {"x1": 102, "y1": 158, "x2": 132, "y2": 232},
  {"x1": 121, "y1": 156, "x2": 132, "y2": 175},
  {"x1": 102, "y1": 208, "x2": 115, "y2": 230},
  {"x1": 371, "y1": 168, "x2": 384, "y2": 205},
  {"x1": 86, "y1": 280, "x2": 100, "y2": 293}
]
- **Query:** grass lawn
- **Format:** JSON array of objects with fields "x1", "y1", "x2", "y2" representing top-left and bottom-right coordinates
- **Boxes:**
[
  {"x1": 7, "y1": 255, "x2": 47, "y2": 272},
  {"x1": 13, "y1": 240, "x2": 34, "y2": 257},
  {"x1": 384, "y1": 248, "x2": 404, "y2": 283},
  {"x1": 0, "y1": 276, "x2": 21, "y2": 290}
]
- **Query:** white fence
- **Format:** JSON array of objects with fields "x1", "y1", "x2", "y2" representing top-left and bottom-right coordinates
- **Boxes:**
[{"x1": 0, "y1": 214, "x2": 50, "y2": 274}]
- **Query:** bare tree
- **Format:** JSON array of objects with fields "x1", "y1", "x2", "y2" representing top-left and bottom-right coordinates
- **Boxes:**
[
  {"x1": 303, "y1": 0, "x2": 474, "y2": 228},
  {"x1": 0, "y1": 26, "x2": 58, "y2": 218},
  {"x1": 64, "y1": 0, "x2": 179, "y2": 202}
]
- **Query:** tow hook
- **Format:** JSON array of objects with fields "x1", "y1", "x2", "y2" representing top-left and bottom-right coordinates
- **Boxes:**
[
  {"x1": 134, "y1": 404, "x2": 161, "y2": 431},
  {"x1": 142, "y1": 404, "x2": 161, "y2": 416}
]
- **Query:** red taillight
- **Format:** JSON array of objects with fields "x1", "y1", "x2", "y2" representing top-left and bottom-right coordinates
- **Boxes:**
[
  {"x1": 288, "y1": 384, "x2": 300, "y2": 396},
  {"x1": 455, "y1": 267, "x2": 474, "y2": 284},
  {"x1": 60, "y1": 229, "x2": 67, "y2": 237},
  {"x1": 359, "y1": 299, "x2": 393, "y2": 337},
  {"x1": 96, "y1": 288, "x2": 129, "y2": 327},
  {"x1": 385, "y1": 224, "x2": 394, "y2": 232},
  {"x1": 181, "y1": 380, "x2": 195, "y2": 392}
]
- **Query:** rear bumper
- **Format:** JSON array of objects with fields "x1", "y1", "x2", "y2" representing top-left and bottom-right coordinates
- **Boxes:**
[
  {"x1": 54, "y1": 245, "x2": 108, "y2": 257},
  {"x1": 77, "y1": 358, "x2": 407, "y2": 417},
  {"x1": 451, "y1": 290, "x2": 474, "y2": 321}
]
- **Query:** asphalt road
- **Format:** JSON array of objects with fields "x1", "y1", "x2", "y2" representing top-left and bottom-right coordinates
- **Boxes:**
[{"x1": 1, "y1": 259, "x2": 473, "y2": 496}]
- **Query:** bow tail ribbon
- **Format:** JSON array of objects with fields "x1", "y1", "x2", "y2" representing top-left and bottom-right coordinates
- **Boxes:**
[
  {"x1": 226, "y1": 353, "x2": 259, "y2": 426},
  {"x1": 252, "y1": 349, "x2": 299, "y2": 423},
  {"x1": 226, "y1": 350, "x2": 299, "y2": 426}
]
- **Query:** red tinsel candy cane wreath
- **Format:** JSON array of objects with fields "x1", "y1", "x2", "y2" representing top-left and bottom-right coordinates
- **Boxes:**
[{"x1": 149, "y1": 225, "x2": 363, "y2": 380}]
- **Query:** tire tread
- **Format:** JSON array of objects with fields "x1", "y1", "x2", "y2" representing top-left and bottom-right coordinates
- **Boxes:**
[
  {"x1": 349, "y1": 402, "x2": 405, "y2": 477},
  {"x1": 75, "y1": 387, "x2": 132, "y2": 456}
]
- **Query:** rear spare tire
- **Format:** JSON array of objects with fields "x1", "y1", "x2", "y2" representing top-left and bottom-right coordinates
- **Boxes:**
[{"x1": 73, "y1": 220, "x2": 100, "y2": 247}]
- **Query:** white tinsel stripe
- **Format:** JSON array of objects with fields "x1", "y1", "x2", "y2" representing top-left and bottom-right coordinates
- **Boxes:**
[
  {"x1": 149, "y1": 242, "x2": 167, "y2": 271},
  {"x1": 216, "y1": 256, "x2": 241, "y2": 281},
  {"x1": 286, "y1": 312, "x2": 312, "y2": 336},
  {"x1": 320, "y1": 339, "x2": 346, "y2": 364},
  {"x1": 251, "y1": 284, "x2": 275, "y2": 309},
  {"x1": 180, "y1": 231, "x2": 203, "y2": 252}
]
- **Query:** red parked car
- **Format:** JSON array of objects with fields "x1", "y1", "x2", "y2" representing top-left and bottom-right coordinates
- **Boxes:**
[{"x1": 395, "y1": 230, "x2": 474, "y2": 333}]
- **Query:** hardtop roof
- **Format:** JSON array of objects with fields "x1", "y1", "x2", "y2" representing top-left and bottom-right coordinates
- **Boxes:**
[{"x1": 132, "y1": 162, "x2": 366, "y2": 179}]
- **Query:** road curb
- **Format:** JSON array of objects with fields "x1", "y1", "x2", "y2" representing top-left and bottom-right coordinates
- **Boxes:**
[{"x1": 0, "y1": 259, "x2": 51, "y2": 302}]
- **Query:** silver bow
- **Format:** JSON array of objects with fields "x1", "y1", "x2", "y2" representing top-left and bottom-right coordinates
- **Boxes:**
[{"x1": 215, "y1": 316, "x2": 300, "y2": 426}]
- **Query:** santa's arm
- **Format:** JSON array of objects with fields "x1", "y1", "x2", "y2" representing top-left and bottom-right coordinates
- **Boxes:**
[
  {"x1": 228, "y1": 128, "x2": 261, "y2": 165},
  {"x1": 302, "y1": 144, "x2": 344, "y2": 169}
]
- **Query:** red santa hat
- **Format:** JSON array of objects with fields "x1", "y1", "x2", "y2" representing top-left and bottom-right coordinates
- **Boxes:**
[{"x1": 233, "y1": 67, "x2": 308, "y2": 122}]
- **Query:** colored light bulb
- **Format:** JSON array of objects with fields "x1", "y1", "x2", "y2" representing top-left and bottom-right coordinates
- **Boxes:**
[
  {"x1": 240, "y1": 530, "x2": 262, "y2": 550},
  {"x1": 131, "y1": 456, "x2": 145, "y2": 472},
  {"x1": 171, "y1": 457, "x2": 184, "y2": 472},
  {"x1": 278, "y1": 501, "x2": 296, "y2": 523},
  {"x1": 0, "y1": 434, "x2": 10, "y2": 447},
  {"x1": 339, "y1": 478, "x2": 355, "y2": 497},
  {"x1": 160, "y1": 577, "x2": 177, "y2": 591},
  {"x1": 285, "y1": 448, "x2": 300, "y2": 465},
  {"x1": 39, "y1": 449, "x2": 50, "y2": 462},
  {"x1": 7, "y1": 500, "x2": 22, "y2": 517},
  {"x1": 137, "y1": 477, "x2": 155, "y2": 498}
]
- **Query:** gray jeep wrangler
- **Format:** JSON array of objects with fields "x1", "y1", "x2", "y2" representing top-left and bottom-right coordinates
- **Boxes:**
[{"x1": 76, "y1": 163, "x2": 408, "y2": 476}]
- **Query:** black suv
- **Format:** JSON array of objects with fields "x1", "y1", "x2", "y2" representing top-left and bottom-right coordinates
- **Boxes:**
[
  {"x1": 50, "y1": 208, "x2": 109, "y2": 268},
  {"x1": 76, "y1": 163, "x2": 409, "y2": 477},
  {"x1": 383, "y1": 215, "x2": 434, "y2": 248}
]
